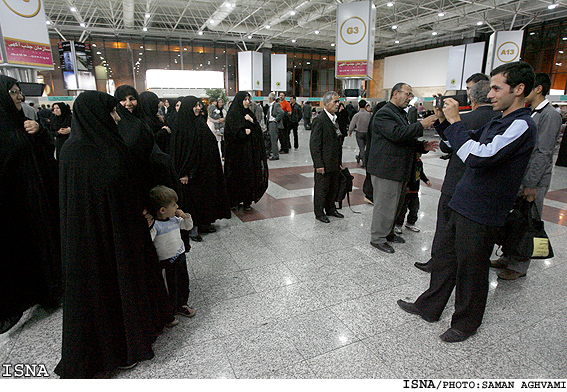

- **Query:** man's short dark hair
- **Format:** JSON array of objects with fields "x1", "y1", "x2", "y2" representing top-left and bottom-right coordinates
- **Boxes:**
[
  {"x1": 390, "y1": 82, "x2": 408, "y2": 98},
  {"x1": 470, "y1": 80, "x2": 492, "y2": 105},
  {"x1": 149, "y1": 185, "x2": 178, "y2": 215},
  {"x1": 533, "y1": 73, "x2": 552, "y2": 96},
  {"x1": 466, "y1": 73, "x2": 489, "y2": 84},
  {"x1": 358, "y1": 99, "x2": 367, "y2": 108},
  {"x1": 490, "y1": 61, "x2": 535, "y2": 96},
  {"x1": 291, "y1": 95, "x2": 296, "y2": 100}
]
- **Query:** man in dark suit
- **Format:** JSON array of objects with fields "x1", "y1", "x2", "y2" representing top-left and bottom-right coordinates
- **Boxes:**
[
  {"x1": 367, "y1": 83, "x2": 438, "y2": 253},
  {"x1": 415, "y1": 79, "x2": 500, "y2": 272},
  {"x1": 309, "y1": 91, "x2": 343, "y2": 223}
]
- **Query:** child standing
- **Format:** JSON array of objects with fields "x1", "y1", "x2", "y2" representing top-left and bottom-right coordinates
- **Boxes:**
[
  {"x1": 394, "y1": 152, "x2": 431, "y2": 234},
  {"x1": 149, "y1": 186, "x2": 196, "y2": 327}
]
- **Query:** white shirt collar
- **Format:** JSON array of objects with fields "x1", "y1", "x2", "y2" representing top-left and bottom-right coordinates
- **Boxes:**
[
  {"x1": 534, "y1": 99, "x2": 549, "y2": 111},
  {"x1": 324, "y1": 108, "x2": 337, "y2": 123}
]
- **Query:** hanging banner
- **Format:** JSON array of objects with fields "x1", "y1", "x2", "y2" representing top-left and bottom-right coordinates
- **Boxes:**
[
  {"x1": 0, "y1": 0, "x2": 53, "y2": 68},
  {"x1": 238, "y1": 51, "x2": 263, "y2": 91},
  {"x1": 271, "y1": 54, "x2": 287, "y2": 92},
  {"x1": 485, "y1": 31, "x2": 523, "y2": 73},
  {"x1": 445, "y1": 42, "x2": 486, "y2": 91},
  {"x1": 335, "y1": 0, "x2": 376, "y2": 79}
]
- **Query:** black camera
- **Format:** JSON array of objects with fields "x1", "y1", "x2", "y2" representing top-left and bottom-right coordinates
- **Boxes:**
[{"x1": 434, "y1": 94, "x2": 469, "y2": 109}]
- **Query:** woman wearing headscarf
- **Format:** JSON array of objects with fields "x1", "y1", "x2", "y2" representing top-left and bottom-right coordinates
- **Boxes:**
[
  {"x1": 208, "y1": 98, "x2": 227, "y2": 156},
  {"x1": 55, "y1": 91, "x2": 172, "y2": 378},
  {"x1": 49, "y1": 102, "x2": 72, "y2": 159},
  {"x1": 223, "y1": 91, "x2": 269, "y2": 210},
  {"x1": 336, "y1": 102, "x2": 350, "y2": 146},
  {"x1": 115, "y1": 85, "x2": 183, "y2": 210},
  {"x1": 0, "y1": 75, "x2": 61, "y2": 334},
  {"x1": 139, "y1": 91, "x2": 172, "y2": 154},
  {"x1": 170, "y1": 96, "x2": 230, "y2": 240}
]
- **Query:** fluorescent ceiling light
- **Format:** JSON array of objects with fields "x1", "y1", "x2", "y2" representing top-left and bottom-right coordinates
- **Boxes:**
[
  {"x1": 438, "y1": 12, "x2": 445, "y2": 17},
  {"x1": 432, "y1": 31, "x2": 438, "y2": 35}
]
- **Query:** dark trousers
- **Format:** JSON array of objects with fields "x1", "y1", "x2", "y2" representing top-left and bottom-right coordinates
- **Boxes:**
[
  {"x1": 355, "y1": 132, "x2": 367, "y2": 166},
  {"x1": 363, "y1": 173, "x2": 373, "y2": 201},
  {"x1": 161, "y1": 252, "x2": 190, "y2": 316},
  {"x1": 279, "y1": 117, "x2": 291, "y2": 152},
  {"x1": 291, "y1": 122, "x2": 299, "y2": 148},
  {"x1": 414, "y1": 212, "x2": 498, "y2": 333},
  {"x1": 395, "y1": 192, "x2": 419, "y2": 226},
  {"x1": 313, "y1": 170, "x2": 340, "y2": 217},
  {"x1": 430, "y1": 193, "x2": 453, "y2": 262}
]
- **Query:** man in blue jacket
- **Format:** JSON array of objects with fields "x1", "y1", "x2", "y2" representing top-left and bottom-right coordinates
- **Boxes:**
[{"x1": 397, "y1": 61, "x2": 537, "y2": 343}]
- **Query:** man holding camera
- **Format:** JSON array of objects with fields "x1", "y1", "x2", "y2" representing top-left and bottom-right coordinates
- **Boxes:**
[
  {"x1": 397, "y1": 61, "x2": 537, "y2": 343},
  {"x1": 367, "y1": 83, "x2": 438, "y2": 253},
  {"x1": 491, "y1": 73, "x2": 562, "y2": 280},
  {"x1": 414, "y1": 78, "x2": 500, "y2": 273}
]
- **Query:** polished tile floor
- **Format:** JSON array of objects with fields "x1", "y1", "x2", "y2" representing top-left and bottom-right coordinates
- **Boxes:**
[{"x1": 2, "y1": 123, "x2": 567, "y2": 379}]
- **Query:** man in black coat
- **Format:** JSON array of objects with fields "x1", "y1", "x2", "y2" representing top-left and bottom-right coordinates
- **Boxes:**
[
  {"x1": 309, "y1": 91, "x2": 343, "y2": 223},
  {"x1": 415, "y1": 79, "x2": 500, "y2": 272},
  {"x1": 367, "y1": 83, "x2": 438, "y2": 253}
]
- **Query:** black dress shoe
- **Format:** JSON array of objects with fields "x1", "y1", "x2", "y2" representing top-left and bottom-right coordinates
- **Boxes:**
[
  {"x1": 189, "y1": 235, "x2": 203, "y2": 242},
  {"x1": 414, "y1": 261, "x2": 432, "y2": 272},
  {"x1": 370, "y1": 241, "x2": 394, "y2": 253},
  {"x1": 316, "y1": 215, "x2": 330, "y2": 223},
  {"x1": 396, "y1": 299, "x2": 438, "y2": 322},
  {"x1": 327, "y1": 210, "x2": 344, "y2": 218},
  {"x1": 200, "y1": 226, "x2": 217, "y2": 233},
  {"x1": 440, "y1": 328, "x2": 476, "y2": 343},
  {"x1": 386, "y1": 234, "x2": 405, "y2": 243},
  {"x1": 269, "y1": 156, "x2": 279, "y2": 161}
]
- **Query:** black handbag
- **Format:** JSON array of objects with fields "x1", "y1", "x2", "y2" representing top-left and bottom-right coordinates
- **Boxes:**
[
  {"x1": 335, "y1": 167, "x2": 360, "y2": 214},
  {"x1": 501, "y1": 198, "x2": 554, "y2": 260}
]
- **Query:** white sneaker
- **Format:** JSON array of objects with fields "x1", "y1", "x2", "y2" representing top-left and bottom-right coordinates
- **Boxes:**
[
  {"x1": 405, "y1": 224, "x2": 420, "y2": 232},
  {"x1": 394, "y1": 225, "x2": 403, "y2": 234}
]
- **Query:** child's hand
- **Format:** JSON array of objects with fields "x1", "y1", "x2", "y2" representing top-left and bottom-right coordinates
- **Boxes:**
[
  {"x1": 142, "y1": 209, "x2": 154, "y2": 227},
  {"x1": 175, "y1": 209, "x2": 190, "y2": 219},
  {"x1": 426, "y1": 181, "x2": 432, "y2": 187}
]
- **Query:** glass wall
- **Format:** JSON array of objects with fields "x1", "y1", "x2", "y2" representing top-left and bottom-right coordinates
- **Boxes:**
[
  {"x1": 523, "y1": 19, "x2": 567, "y2": 93},
  {"x1": 41, "y1": 35, "x2": 338, "y2": 98}
]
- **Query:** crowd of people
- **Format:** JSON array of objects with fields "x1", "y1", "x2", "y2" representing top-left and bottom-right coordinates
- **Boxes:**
[
  {"x1": 1, "y1": 59, "x2": 566, "y2": 377},
  {"x1": 308, "y1": 61, "x2": 564, "y2": 344},
  {"x1": 0, "y1": 77, "x2": 269, "y2": 378}
]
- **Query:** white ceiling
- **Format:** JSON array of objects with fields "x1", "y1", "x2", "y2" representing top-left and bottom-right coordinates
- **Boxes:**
[{"x1": 44, "y1": 0, "x2": 567, "y2": 56}]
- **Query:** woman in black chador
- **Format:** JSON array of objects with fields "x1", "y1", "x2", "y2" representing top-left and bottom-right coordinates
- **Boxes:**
[
  {"x1": 139, "y1": 90, "x2": 172, "y2": 154},
  {"x1": 170, "y1": 96, "x2": 231, "y2": 239},
  {"x1": 223, "y1": 91, "x2": 269, "y2": 210},
  {"x1": 55, "y1": 91, "x2": 171, "y2": 378},
  {"x1": 114, "y1": 85, "x2": 182, "y2": 201},
  {"x1": 0, "y1": 75, "x2": 60, "y2": 334},
  {"x1": 49, "y1": 102, "x2": 72, "y2": 159}
]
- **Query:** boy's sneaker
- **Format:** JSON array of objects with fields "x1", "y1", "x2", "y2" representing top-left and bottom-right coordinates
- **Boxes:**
[
  {"x1": 165, "y1": 318, "x2": 179, "y2": 328},
  {"x1": 405, "y1": 224, "x2": 420, "y2": 232},
  {"x1": 394, "y1": 225, "x2": 403, "y2": 235},
  {"x1": 177, "y1": 305, "x2": 196, "y2": 318}
]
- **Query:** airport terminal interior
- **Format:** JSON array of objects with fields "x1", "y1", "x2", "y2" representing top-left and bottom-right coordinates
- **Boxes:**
[
  {"x1": 2, "y1": 128, "x2": 567, "y2": 379},
  {"x1": 1, "y1": 0, "x2": 567, "y2": 382}
]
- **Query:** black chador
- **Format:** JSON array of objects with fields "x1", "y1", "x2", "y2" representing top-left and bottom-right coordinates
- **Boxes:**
[
  {"x1": 223, "y1": 91, "x2": 269, "y2": 208},
  {"x1": 0, "y1": 75, "x2": 61, "y2": 334},
  {"x1": 170, "y1": 96, "x2": 231, "y2": 227},
  {"x1": 55, "y1": 91, "x2": 171, "y2": 378}
]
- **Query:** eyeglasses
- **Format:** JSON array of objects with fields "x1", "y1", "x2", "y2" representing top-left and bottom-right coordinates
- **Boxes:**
[
  {"x1": 9, "y1": 89, "x2": 23, "y2": 96},
  {"x1": 332, "y1": 99, "x2": 340, "y2": 103},
  {"x1": 399, "y1": 90, "x2": 414, "y2": 98}
]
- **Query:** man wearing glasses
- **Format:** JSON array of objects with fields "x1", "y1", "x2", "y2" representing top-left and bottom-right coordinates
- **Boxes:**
[{"x1": 367, "y1": 83, "x2": 438, "y2": 253}]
